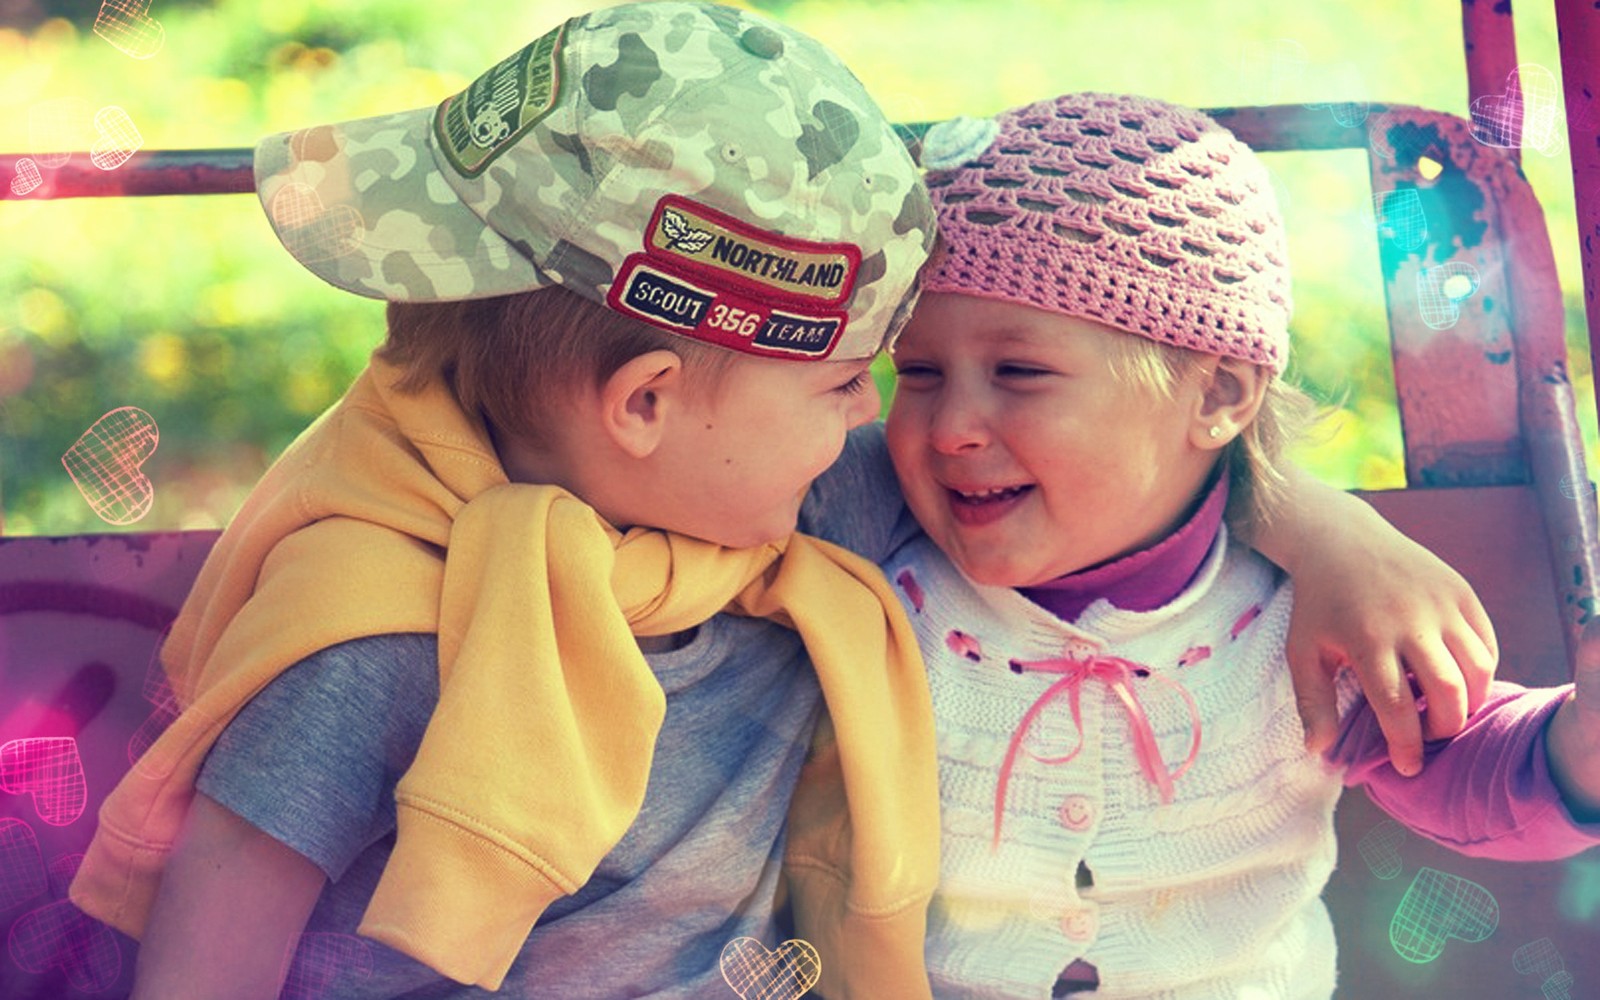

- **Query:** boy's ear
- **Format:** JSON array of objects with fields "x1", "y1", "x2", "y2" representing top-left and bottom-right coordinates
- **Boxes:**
[
  {"x1": 598, "y1": 349, "x2": 684, "y2": 459},
  {"x1": 1191, "y1": 357, "x2": 1270, "y2": 450}
]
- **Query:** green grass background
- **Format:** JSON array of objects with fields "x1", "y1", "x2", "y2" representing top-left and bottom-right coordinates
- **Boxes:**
[{"x1": 0, "y1": 0, "x2": 1592, "y2": 534}]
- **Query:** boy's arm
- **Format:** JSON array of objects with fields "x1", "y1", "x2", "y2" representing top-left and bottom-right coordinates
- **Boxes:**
[
  {"x1": 131, "y1": 793, "x2": 326, "y2": 1000},
  {"x1": 1256, "y1": 467, "x2": 1497, "y2": 777},
  {"x1": 799, "y1": 422, "x2": 917, "y2": 561}
]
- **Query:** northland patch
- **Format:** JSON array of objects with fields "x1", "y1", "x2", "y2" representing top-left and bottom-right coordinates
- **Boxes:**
[{"x1": 606, "y1": 195, "x2": 858, "y2": 359}]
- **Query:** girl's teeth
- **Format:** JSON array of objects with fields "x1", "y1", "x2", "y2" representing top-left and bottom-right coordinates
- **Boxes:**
[{"x1": 961, "y1": 486, "x2": 1021, "y2": 500}]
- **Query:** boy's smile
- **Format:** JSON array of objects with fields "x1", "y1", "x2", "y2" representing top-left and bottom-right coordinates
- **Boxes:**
[{"x1": 886, "y1": 292, "x2": 1219, "y2": 588}]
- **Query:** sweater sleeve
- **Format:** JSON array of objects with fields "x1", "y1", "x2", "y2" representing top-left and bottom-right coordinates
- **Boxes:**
[
  {"x1": 1331, "y1": 679, "x2": 1600, "y2": 860},
  {"x1": 798, "y1": 422, "x2": 919, "y2": 563}
]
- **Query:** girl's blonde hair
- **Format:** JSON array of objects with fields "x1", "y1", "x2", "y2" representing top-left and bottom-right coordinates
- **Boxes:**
[{"x1": 1104, "y1": 334, "x2": 1321, "y2": 542}]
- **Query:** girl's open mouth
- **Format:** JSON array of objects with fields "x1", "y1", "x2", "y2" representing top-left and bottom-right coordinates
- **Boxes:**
[{"x1": 947, "y1": 484, "x2": 1033, "y2": 526}]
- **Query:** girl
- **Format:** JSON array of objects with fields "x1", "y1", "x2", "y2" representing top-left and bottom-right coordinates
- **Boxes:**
[{"x1": 879, "y1": 93, "x2": 1600, "y2": 998}]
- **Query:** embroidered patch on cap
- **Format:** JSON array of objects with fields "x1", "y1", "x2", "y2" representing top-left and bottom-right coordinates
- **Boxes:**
[
  {"x1": 609, "y1": 260, "x2": 845, "y2": 358},
  {"x1": 433, "y1": 21, "x2": 566, "y2": 178},
  {"x1": 645, "y1": 195, "x2": 860, "y2": 305},
  {"x1": 605, "y1": 195, "x2": 854, "y2": 359}
]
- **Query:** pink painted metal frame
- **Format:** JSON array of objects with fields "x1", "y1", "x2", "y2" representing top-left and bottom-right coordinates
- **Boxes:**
[{"x1": 1553, "y1": 0, "x2": 1600, "y2": 423}]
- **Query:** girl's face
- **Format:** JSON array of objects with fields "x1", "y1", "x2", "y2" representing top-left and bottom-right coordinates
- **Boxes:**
[{"x1": 886, "y1": 293, "x2": 1220, "y2": 588}]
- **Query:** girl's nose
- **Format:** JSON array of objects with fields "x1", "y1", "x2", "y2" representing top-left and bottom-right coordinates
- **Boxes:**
[{"x1": 927, "y1": 390, "x2": 987, "y2": 454}]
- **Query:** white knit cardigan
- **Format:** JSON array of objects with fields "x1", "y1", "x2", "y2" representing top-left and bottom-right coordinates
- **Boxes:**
[{"x1": 884, "y1": 529, "x2": 1352, "y2": 1000}]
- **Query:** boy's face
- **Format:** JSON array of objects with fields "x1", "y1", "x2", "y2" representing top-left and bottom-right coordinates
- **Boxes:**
[
  {"x1": 885, "y1": 293, "x2": 1217, "y2": 588},
  {"x1": 652, "y1": 352, "x2": 883, "y2": 549}
]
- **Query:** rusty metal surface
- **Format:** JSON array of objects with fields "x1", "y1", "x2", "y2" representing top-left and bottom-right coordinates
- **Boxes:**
[
  {"x1": 1460, "y1": 0, "x2": 1522, "y2": 162},
  {"x1": 0, "y1": 149, "x2": 254, "y2": 201},
  {"x1": 1363, "y1": 105, "x2": 1524, "y2": 487}
]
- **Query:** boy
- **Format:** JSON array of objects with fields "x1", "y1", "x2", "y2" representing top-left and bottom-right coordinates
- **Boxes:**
[{"x1": 71, "y1": 4, "x2": 941, "y2": 997}]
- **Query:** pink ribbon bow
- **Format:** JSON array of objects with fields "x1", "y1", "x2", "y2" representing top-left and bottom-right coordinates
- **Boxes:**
[{"x1": 993, "y1": 653, "x2": 1202, "y2": 848}]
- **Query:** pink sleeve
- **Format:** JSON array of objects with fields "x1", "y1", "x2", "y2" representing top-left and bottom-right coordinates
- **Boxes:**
[{"x1": 1330, "y1": 680, "x2": 1600, "y2": 861}]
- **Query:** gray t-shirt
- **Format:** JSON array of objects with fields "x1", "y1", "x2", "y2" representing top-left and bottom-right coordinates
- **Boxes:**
[{"x1": 195, "y1": 424, "x2": 911, "y2": 998}]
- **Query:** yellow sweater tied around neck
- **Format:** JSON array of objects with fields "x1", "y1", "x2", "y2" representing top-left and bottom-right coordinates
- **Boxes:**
[{"x1": 69, "y1": 356, "x2": 939, "y2": 996}]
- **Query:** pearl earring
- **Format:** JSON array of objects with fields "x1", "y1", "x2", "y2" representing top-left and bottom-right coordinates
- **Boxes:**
[{"x1": 1208, "y1": 426, "x2": 1222, "y2": 440}]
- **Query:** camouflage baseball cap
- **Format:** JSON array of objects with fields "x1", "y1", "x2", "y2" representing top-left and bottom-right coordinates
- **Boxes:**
[{"x1": 254, "y1": 1, "x2": 935, "y2": 361}]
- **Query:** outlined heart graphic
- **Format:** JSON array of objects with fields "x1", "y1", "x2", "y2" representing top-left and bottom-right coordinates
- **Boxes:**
[
  {"x1": 1388, "y1": 867, "x2": 1498, "y2": 963},
  {"x1": 0, "y1": 738, "x2": 88, "y2": 827},
  {"x1": 9, "y1": 158, "x2": 42, "y2": 197},
  {"x1": 720, "y1": 937, "x2": 822, "y2": 1000},
  {"x1": 1512, "y1": 937, "x2": 1564, "y2": 979},
  {"x1": 61, "y1": 405, "x2": 160, "y2": 525},
  {"x1": 1367, "y1": 111, "x2": 1441, "y2": 165},
  {"x1": 1469, "y1": 64, "x2": 1564, "y2": 154},
  {"x1": 1356, "y1": 818, "x2": 1404, "y2": 880},
  {"x1": 92, "y1": 0, "x2": 165, "y2": 60},
  {"x1": 270, "y1": 182, "x2": 365, "y2": 264},
  {"x1": 7, "y1": 899, "x2": 122, "y2": 991},
  {"x1": 28, "y1": 97, "x2": 94, "y2": 169},
  {"x1": 89, "y1": 105, "x2": 144, "y2": 171},
  {"x1": 1417, "y1": 262, "x2": 1481, "y2": 330},
  {"x1": 0, "y1": 818, "x2": 46, "y2": 911},
  {"x1": 281, "y1": 932, "x2": 375, "y2": 1000}
]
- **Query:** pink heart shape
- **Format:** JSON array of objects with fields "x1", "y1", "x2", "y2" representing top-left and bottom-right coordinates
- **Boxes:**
[
  {"x1": 719, "y1": 937, "x2": 822, "y2": 1000},
  {"x1": 0, "y1": 739, "x2": 87, "y2": 828}
]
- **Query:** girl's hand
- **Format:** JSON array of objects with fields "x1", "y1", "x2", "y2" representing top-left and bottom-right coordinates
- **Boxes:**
[
  {"x1": 1254, "y1": 472, "x2": 1497, "y2": 776},
  {"x1": 1547, "y1": 619, "x2": 1600, "y2": 821}
]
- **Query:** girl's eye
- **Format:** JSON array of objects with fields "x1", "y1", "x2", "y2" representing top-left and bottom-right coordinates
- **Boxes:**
[
  {"x1": 893, "y1": 363, "x2": 938, "y2": 381},
  {"x1": 997, "y1": 364, "x2": 1052, "y2": 378},
  {"x1": 833, "y1": 371, "x2": 872, "y2": 396}
]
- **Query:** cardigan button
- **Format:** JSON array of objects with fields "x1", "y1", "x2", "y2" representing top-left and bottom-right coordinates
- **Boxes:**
[
  {"x1": 1060, "y1": 905, "x2": 1099, "y2": 941},
  {"x1": 1059, "y1": 795, "x2": 1094, "y2": 831}
]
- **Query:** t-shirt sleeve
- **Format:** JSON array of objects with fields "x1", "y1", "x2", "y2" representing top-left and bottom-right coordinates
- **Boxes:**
[
  {"x1": 798, "y1": 421, "x2": 919, "y2": 563},
  {"x1": 1331, "y1": 677, "x2": 1600, "y2": 860},
  {"x1": 195, "y1": 633, "x2": 439, "y2": 880}
]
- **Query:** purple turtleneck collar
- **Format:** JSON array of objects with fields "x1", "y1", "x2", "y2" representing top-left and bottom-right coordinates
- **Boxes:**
[{"x1": 1019, "y1": 471, "x2": 1229, "y2": 624}]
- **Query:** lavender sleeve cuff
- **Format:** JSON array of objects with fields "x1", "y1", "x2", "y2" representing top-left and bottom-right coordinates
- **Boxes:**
[{"x1": 1331, "y1": 680, "x2": 1600, "y2": 860}]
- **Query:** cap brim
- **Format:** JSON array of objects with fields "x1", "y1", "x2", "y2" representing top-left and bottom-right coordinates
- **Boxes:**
[{"x1": 253, "y1": 107, "x2": 550, "y2": 301}]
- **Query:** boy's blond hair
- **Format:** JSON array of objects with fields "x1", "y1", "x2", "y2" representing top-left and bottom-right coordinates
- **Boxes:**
[
  {"x1": 1104, "y1": 334, "x2": 1320, "y2": 542},
  {"x1": 378, "y1": 286, "x2": 735, "y2": 450}
]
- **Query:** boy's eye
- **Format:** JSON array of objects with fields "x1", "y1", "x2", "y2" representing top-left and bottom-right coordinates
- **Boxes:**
[
  {"x1": 997, "y1": 364, "x2": 1052, "y2": 378},
  {"x1": 833, "y1": 371, "x2": 872, "y2": 396}
]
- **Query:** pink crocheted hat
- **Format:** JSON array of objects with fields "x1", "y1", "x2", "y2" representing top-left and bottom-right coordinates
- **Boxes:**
[{"x1": 919, "y1": 93, "x2": 1292, "y2": 373}]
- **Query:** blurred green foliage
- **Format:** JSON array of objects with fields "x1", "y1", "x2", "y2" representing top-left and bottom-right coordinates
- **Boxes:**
[{"x1": 0, "y1": 0, "x2": 1593, "y2": 535}]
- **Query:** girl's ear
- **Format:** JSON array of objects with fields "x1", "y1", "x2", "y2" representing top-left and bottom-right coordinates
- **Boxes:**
[
  {"x1": 1191, "y1": 357, "x2": 1270, "y2": 450},
  {"x1": 599, "y1": 349, "x2": 684, "y2": 459}
]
